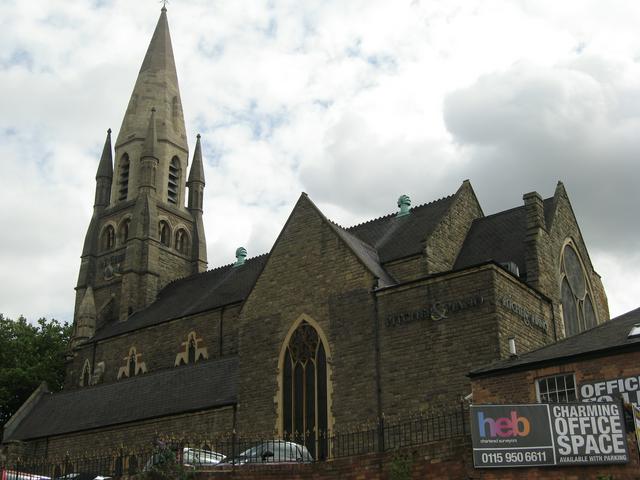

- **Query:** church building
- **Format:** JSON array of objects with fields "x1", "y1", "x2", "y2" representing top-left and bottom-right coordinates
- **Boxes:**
[{"x1": 1, "y1": 7, "x2": 610, "y2": 467}]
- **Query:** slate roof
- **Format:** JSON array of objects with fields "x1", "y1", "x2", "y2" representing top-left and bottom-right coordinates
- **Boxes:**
[
  {"x1": 347, "y1": 195, "x2": 455, "y2": 263},
  {"x1": 7, "y1": 356, "x2": 238, "y2": 441},
  {"x1": 470, "y1": 307, "x2": 640, "y2": 377},
  {"x1": 454, "y1": 198, "x2": 555, "y2": 277},
  {"x1": 93, "y1": 255, "x2": 268, "y2": 341}
]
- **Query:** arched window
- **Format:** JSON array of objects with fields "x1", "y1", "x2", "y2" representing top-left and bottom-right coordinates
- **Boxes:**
[
  {"x1": 282, "y1": 321, "x2": 329, "y2": 460},
  {"x1": 188, "y1": 337, "x2": 197, "y2": 363},
  {"x1": 118, "y1": 154, "x2": 130, "y2": 201},
  {"x1": 101, "y1": 225, "x2": 115, "y2": 251},
  {"x1": 128, "y1": 455, "x2": 138, "y2": 475},
  {"x1": 175, "y1": 229, "x2": 188, "y2": 254},
  {"x1": 119, "y1": 218, "x2": 131, "y2": 244},
  {"x1": 560, "y1": 243, "x2": 597, "y2": 337},
  {"x1": 80, "y1": 360, "x2": 92, "y2": 387},
  {"x1": 167, "y1": 157, "x2": 181, "y2": 205},
  {"x1": 128, "y1": 353, "x2": 136, "y2": 377},
  {"x1": 159, "y1": 221, "x2": 171, "y2": 246}
]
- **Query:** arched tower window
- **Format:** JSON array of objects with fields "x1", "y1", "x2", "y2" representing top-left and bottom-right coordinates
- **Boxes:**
[
  {"x1": 101, "y1": 225, "x2": 115, "y2": 251},
  {"x1": 159, "y1": 221, "x2": 171, "y2": 246},
  {"x1": 282, "y1": 321, "x2": 329, "y2": 460},
  {"x1": 560, "y1": 243, "x2": 597, "y2": 337},
  {"x1": 118, "y1": 154, "x2": 130, "y2": 201},
  {"x1": 167, "y1": 157, "x2": 181, "y2": 205},
  {"x1": 175, "y1": 228, "x2": 188, "y2": 254},
  {"x1": 80, "y1": 360, "x2": 92, "y2": 387},
  {"x1": 119, "y1": 218, "x2": 131, "y2": 244}
]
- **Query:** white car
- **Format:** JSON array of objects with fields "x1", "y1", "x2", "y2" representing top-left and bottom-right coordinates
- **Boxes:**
[{"x1": 144, "y1": 447, "x2": 226, "y2": 470}]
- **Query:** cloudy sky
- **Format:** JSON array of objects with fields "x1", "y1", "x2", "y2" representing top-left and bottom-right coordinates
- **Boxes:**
[{"x1": 1, "y1": 0, "x2": 639, "y2": 323}]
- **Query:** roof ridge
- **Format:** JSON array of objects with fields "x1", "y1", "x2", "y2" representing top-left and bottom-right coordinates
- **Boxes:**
[
  {"x1": 346, "y1": 194, "x2": 455, "y2": 231},
  {"x1": 160, "y1": 253, "x2": 269, "y2": 293}
]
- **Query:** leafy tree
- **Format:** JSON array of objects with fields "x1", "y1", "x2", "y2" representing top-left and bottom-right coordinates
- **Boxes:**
[{"x1": 0, "y1": 314, "x2": 72, "y2": 426}]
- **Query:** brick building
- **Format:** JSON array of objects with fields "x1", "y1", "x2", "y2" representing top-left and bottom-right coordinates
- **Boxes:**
[{"x1": 1, "y1": 7, "x2": 612, "y2": 468}]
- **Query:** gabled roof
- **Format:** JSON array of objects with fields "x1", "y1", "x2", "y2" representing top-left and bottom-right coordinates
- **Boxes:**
[
  {"x1": 93, "y1": 255, "x2": 268, "y2": 341},
  {"x1": 347, "y1": 195, "x2": 456, "y2": 263},
  {"x1": 470, "y1": 307, "x2": 640, "y2": 377},
  {"x1": 7, "y1": 356, "x2": 238, "y2": 441},
  {"x1": 454, "y1": 198, "x2": 554, "y2": 277}
]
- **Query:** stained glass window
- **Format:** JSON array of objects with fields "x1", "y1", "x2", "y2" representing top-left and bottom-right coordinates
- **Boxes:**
[
  {"x1": 560, "y1": 244, "x2": 597, "y2": 336},
  {"x1": 282, "y1": 321, "x2": 329, "y2": 460}
]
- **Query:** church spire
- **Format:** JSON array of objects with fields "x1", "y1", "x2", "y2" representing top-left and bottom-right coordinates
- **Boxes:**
[{"x1": 115, "y1": 7, "x2": 187, "y2": 151}]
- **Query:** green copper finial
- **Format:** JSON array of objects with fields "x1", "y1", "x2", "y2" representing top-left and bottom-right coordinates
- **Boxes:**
[
  {"x1": 396, "y1": 194, "x2": 411, "y2": 217},
  {"x1": 234, "y1": 247, "x2": 247, "y2": 267}
]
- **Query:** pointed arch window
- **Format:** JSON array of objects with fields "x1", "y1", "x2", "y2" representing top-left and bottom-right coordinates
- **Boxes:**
[
  {"x1": 102, "y1": 225, "x2": 115, "y2": 251},
  {"x1": 560, "y1": 243, "x2": 597, "y2": 337},
  {"x1": 119, "y1": 218, "x2": 131, "y2": 244},
  {"x1": 118, "y1": 154, "x2": 130, "y2": 201},
  {"x1": 175, "y1": 228, "x2": 189, "y2": 254},
  {"x1": 159, "y1": 221, "x2": 171, "y2": 247},
  {"x1": 117, "y1": 347, "x2": 147, "y2": 379},
  {"x1": 175, "y1": 331, "x2": 208, "y2": 366},
  {"x1": 168, "y1": 156, "x2": 181, "y2": 205},
  {"x1": 80, "y1": 360, "x2": 92, "y2": 387},
  {"x1": 282, "y1": 321, "x2": 329, "y2": 460}
]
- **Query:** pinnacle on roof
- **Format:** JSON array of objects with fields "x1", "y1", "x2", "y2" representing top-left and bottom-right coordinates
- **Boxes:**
[
  {"x1": 96, "y1": 129, "x2": 113, "y2": 179},
  {"x1": 116, "y1": 7, "x2": 187, "y2": 151},
  {"x1": 188, "y1": 134, "x2": 205, "y2": 184}
]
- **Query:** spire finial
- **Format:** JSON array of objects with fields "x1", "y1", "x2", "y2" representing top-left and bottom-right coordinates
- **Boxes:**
[
  {"x1": 107, "y1": 128, "x2": 112, "y2": 135},
  {"x1": 160, "y1": 0, "x2": 169, "y2": 11}
]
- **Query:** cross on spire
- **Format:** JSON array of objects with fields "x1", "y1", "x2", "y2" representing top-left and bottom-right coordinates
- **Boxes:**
[{"x1": 160, "y1": 0, "x2": 169, "y2": 10}]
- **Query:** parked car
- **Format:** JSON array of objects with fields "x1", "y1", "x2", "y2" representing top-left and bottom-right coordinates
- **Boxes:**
[
  {"x1": 143, "y1": 447, "x2": 225, "y2": 471},
  {"x1": 1, "y1": 471, "x2": 50, "y2": 480},
  {"x1": 220, "y1": 440, "x2": 313, "y2": 465}
]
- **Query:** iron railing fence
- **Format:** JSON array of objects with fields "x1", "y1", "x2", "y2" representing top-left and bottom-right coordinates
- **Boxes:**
[{"x1": 2, "y1": 405, "x2": 470, "y2": 478}]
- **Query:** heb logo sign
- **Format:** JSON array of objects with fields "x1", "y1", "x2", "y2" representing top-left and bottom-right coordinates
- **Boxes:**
[
  {"x1": 477, "y1": 410, "x2": 531, "y2": 438},
  {"x1": 471, "y1": 403, "x2": 629, "y2": 468}
]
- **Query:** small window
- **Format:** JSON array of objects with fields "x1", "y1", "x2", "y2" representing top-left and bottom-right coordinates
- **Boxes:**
[
  {"x1": 175, "y1": 228, "x2": 188, "y2": 254},
  {"x1": 119, "y1": 218, "x2": 131, "y2": 244},
  {"x1": 168, "y1": 157, "x2": 181, "y2": 205},
  {"x1": 536, "y1": 374, "x2": 577, "y2": 403},
  {"x1": 629, "y1": 323, "x2": 640, "y2": 338},
  {"x1": 159, "y1": 221, "x2": 171, "y2": 246},
  {"x1": 102, "y1": 225, "x2": 115, "y2": 251},
  {"x1": 118, "y1": 154, "x2": 130, "y2": 201}
]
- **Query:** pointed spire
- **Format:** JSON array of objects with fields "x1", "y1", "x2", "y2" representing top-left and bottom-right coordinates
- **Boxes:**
[
  {"x1": 115, "y1": 7, "x2": 187, "y2": 150},
  {"x1": 75, "y1": 286, "x2": 97, "y2": 342},
  {"x1": 188, "y1": 134, "x2": 205, "y2": 185},
  {"x1": 96, "y1": 129, "x2": 113, "y2": 179},
  {"x1": 142, "y1": 108, "x2": 158, "y2": 159}
]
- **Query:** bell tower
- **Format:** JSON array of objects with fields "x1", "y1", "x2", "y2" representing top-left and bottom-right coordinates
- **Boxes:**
[{"x1": 73, "y1": 7, "x2": 208, "y2": 341}]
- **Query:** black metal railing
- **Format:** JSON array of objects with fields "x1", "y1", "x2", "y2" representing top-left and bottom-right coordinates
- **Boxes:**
[{"x1": 1, "y1": 405, "x2": 469, "y2": 478}]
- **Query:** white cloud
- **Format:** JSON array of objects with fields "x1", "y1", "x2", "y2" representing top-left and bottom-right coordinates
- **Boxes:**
[{"x1": 0, "y1": 0, "x2": 638, "y2": 323}]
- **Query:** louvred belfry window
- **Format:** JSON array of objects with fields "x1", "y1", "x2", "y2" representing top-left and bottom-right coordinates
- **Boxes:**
[
  {"x1": 560, "y1": 244, "x2": 597, "y2": 337},
  {"x1": 168, "y1": 157, "x2": 180, "y2": 205},
  {"x1": 118, "y1": 154, "x2": 130, "y2": 201},
  {"x1": 282, "y1": 321, "x2": 328, "y2": 460}
]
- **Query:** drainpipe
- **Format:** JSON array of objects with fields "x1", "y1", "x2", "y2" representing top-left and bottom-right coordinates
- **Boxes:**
[{"x1": 371, "y1": 280, "x2": 384, "y2": 453}]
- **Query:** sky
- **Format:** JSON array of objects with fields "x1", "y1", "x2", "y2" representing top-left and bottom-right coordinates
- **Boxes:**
[{"x1": 0, "y1": 0, "x2": 639, "y2": 324}]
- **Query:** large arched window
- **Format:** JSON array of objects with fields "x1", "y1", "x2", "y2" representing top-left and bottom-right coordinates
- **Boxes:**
[
  {"x1": 560, "y1": 243, "x2": 597, "y2": 337},
  {"x1": 282, "y1": 321, "x2": 328, "y2": 460},
  {"x1": 118, "y1": 153, "x2": 130, "y2": 201},
  {"x1": 167, "y1": 157, "x2": 181, "y2": 205}
]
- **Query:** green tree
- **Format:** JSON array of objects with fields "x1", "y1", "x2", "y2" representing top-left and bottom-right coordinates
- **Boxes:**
[{"x1": 0, "y1": 314, "x2": 72, "y2": 425}]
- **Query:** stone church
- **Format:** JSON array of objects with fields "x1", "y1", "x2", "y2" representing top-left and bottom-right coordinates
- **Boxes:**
[{"x1": 2, "y1": 7, "x2": 609, "y2": 464}]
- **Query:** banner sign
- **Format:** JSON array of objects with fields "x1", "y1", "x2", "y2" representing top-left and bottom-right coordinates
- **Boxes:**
[
  {"x1": 471, "y1": 403, "x2": 629, "y2": 468},
  {"x1": 580, "y1": 375, "x2": 640, "y2": 405}
]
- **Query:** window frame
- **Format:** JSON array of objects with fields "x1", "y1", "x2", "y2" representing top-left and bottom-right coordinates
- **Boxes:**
[{"x1": 535, "y1": 373, "x2": 578, "y2": 403}]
